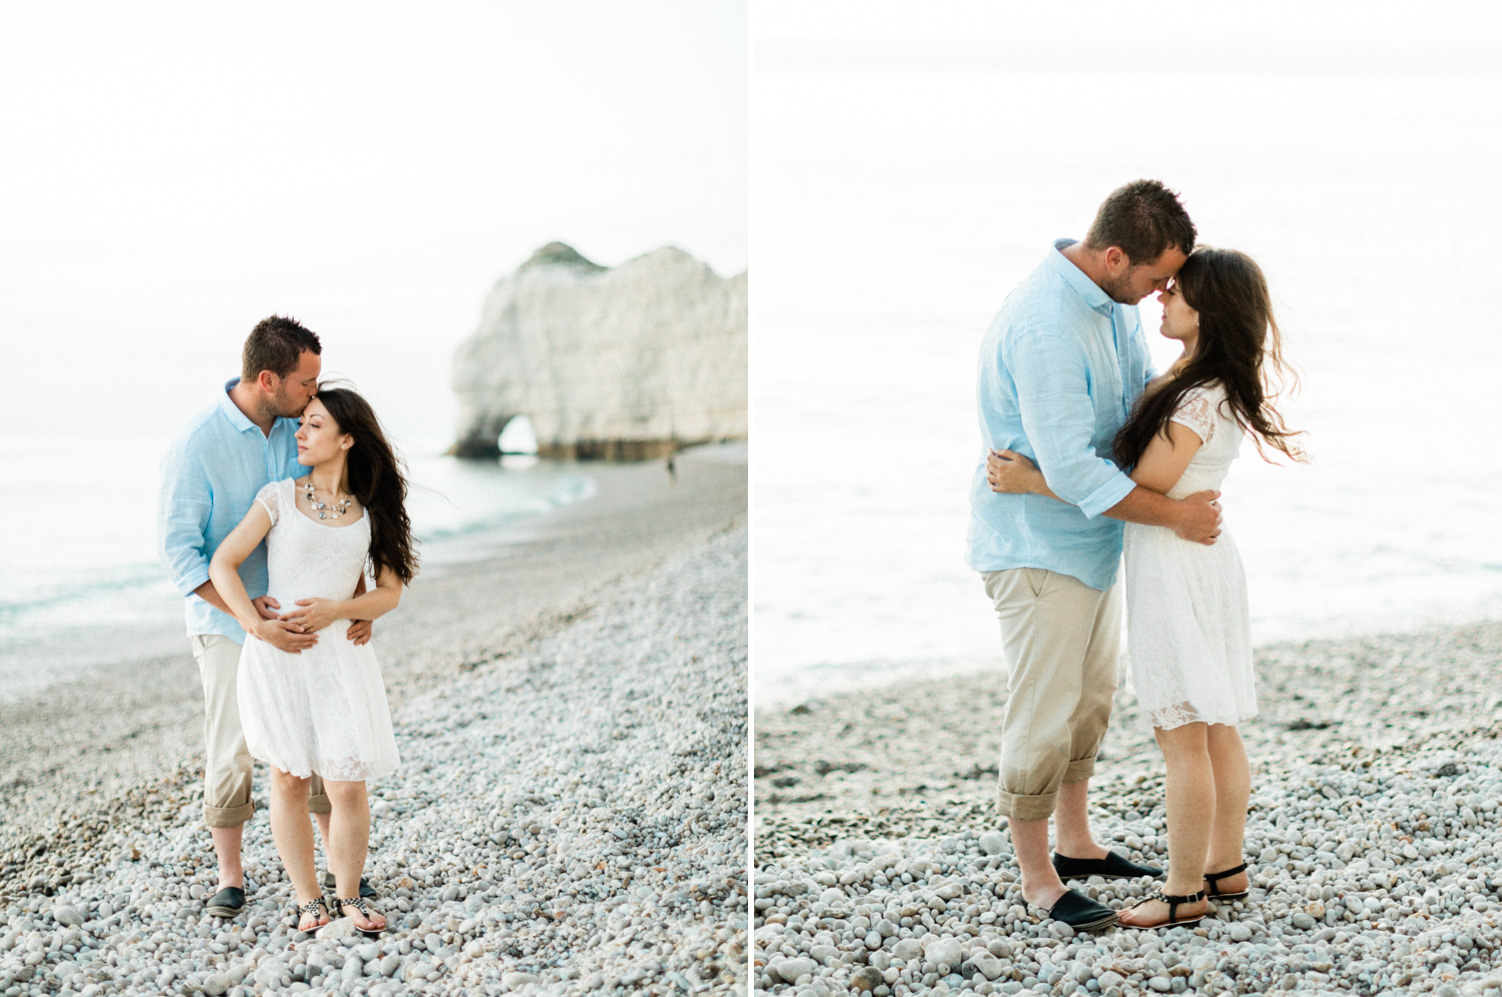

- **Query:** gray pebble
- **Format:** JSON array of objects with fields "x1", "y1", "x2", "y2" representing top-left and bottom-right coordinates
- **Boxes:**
[{"x1": 52, "y1": 906, "x2": 85, "y2": 928}]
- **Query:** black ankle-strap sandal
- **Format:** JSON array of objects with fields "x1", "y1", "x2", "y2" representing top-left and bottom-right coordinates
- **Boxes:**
[
  {"x1": 291, "y1": 897, "x2": 329, "y2": 932},
  {"x1": 1121, "y1": 888, "x2": 1207, "y2": 929},
  {"x1": 1204, "y1": 862, "x2": 1250, "y2": 900},
  {"x1": 336, "y1": 895, "x2": 386, "y2": 937}
]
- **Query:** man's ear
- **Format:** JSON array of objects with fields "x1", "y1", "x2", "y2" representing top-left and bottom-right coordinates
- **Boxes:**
[
  {"x1": 256, "y1": 369, "x2": 279, "y2": 394},
  {"x1": 1102, "y1": 246, "x2": 1130, "y2": 275}
]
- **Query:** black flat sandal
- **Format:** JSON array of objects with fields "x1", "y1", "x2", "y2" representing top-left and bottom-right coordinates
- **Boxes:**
[
  {"x1": 1120, "y1": 889, "x2": 1207, "y2": 929},
  {"x1": 291, "y1": 897, "x2": 330, "y2": 933},
  {"x1": 1204, "y1": 862, "x2": 1250, "y2": 901},
  {"x1": 335, "y1": 895, "x2": 386, "y2": 937}
]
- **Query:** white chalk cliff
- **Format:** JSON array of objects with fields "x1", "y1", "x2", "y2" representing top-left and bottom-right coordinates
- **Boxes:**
[{"x1": 451, "y1": 243, "x2": 748, "y2": 459}]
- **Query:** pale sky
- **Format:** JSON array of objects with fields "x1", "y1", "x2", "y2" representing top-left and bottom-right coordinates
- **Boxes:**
[
  {"x1": 754, "y1": 0, "x2": 1498, "y2": 43},
  {"x1": 753, "y1": 1, "x2": 1500, "y2": 73},
  {"x1": 0, "y1": 1, "x2": 746, "y2": 443}
]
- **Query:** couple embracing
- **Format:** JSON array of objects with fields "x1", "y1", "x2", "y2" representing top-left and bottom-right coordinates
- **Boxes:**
[
  {"x1": 968, "y1": 180, "x2": 1304, "y2": 931},
  {"x1": 158, "y1": 316, "x2": 418, "y2": 935}
]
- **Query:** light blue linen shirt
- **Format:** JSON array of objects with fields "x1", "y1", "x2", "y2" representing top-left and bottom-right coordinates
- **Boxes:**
[
  {"x1": 158, "y1": 379, "x2": 302, "y2": 643},
  {"x1": 965, "y1": 239, "x2": 1156, "y2": 591}
]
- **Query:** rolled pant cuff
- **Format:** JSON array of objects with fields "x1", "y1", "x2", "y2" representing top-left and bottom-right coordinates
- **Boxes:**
[
  {"x1": 996, "y1": 788, "x2": 1056, "y2": 822},
  {"x1": 1064, "y1": 757, "x2": 1096, "y2": 782},
  {"x1": 205, "y1": 802, "x2": 254, "y2": 828},
  {"x1": 308, "y1": 792, "x2": 332, "y2": 815}
]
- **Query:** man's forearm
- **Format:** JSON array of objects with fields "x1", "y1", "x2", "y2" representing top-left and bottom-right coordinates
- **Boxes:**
[
  {"x1": 192, "y1": 579, "x2": 233, "y2": 616},
  {"x1": 1101, "y1": 485, "x2": 1182, "y2": 529}
]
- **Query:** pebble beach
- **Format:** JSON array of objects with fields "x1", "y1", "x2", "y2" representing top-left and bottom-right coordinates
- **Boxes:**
[
  {"x1": 755, "y1": 619, "x2": 1502, "y2": 996},
  {"x1": 0, "y1": 444, "x2": 748, "y2": 996}
]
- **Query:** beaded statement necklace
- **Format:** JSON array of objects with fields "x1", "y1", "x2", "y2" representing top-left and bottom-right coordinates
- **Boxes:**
[{"x1": 303, "y1": 480, "x2": 354, "y2": 521}]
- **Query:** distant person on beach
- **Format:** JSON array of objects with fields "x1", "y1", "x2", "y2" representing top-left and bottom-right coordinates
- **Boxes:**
[
  {"x1": 209, "y1": 385, "x2": 416, "y2": 934},
  {"x1": 990, "y1": 247, "x2": 1305, "y2": 929},
  {"x1": 157, "y1": 316, "x2": 374, "y2": 922},
  {"x1": 965, "y1": 180, "x2": 1221, "y2": 932}
]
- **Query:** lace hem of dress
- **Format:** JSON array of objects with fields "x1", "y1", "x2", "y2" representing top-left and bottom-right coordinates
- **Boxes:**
[
  {"x1": 271, "y1": 755, "x2": 395, "y2": 782},
  {"x1": 1146, "y1": 700, "x2": 1257, "y2": 731}
]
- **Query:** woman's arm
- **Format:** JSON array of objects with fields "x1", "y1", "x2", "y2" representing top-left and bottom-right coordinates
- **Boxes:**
[
  {"x1": 1127, "y1": 420, "x2": 1203, "y2": 494},
  {"x1": 987, "y1": 449, "x2": 1062, "y2": 500},
  {"x1": 989, "y1": 421, "x2": 1218, "y2": 542},
  {"x1": 208, "y1": 505, "x2": 318, "y2": 653},
  {"x1": 991, "y1": 419, "x2": 1205, "y2": 498},
  {"x1": 283, "y1": 564, "x2": 403, "y2": 634}
]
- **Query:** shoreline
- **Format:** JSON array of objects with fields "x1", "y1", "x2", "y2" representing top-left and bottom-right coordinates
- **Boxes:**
[
  {"x1": 754, "y1": 618, "x2": 1502, "y2": 994},
  {"x1": 0, "y1": 443, "x2": 747, "y2": 996},
  {"x1": 753, "y1": 605, "x2": 1502, "y2": 714}
]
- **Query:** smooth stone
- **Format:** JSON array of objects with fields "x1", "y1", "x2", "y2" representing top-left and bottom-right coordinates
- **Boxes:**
[
  {"x1": 969, "y1": 952, "x2": 1005, "y2": 981},
  {"x1": 978, "y1": 832, "x2": 1006, "y2": 856},
  {"x1": 53, "y1": 907, "x2": 85, "y2": 928},
  {"x1": 253, "y1": 958, "x2": 290, "y2": 988},
  {"x1": 810, "y1": 944, "x2": 840, "y2": 964},
  {"x1": 775, "y1": 957, "x2": 815, "y2": 983},
  {"x1": 924, "y1": 937, "x2": 963, "y2": 970},
  {"x1": 502, "y1": 971, "x2": 540, "y2": 986},
  {"x1": 893, "y1": 939, "x2": 924, "y2": 961},
  {"x1": 850, "y1": 966, "x2": 883, "y2": 992},
  {"x1": 316, "y1": 918, "x2": 358, "y2": 941}
]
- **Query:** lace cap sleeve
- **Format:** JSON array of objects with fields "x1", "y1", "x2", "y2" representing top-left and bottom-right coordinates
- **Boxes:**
[
  {"x1": 1169, "y1": 386, "x2": 1220, "y2": 445},
  {"x1": 253, "y1": 480, "x2": 282, "y2": 526}
]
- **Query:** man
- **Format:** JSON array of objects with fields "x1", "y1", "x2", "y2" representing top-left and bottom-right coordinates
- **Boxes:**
[
  {"x1": 966, "y1": 180, "x2": 1221, "y2": 931},
  {"x1": 158, "y1": 315, "x2": 373, "y2": 919}
]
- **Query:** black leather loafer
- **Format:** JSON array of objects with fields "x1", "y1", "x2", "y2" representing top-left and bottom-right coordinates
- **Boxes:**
[
  {"x1": 205, "y1": 886, "x2": 246, "y2": 919},
  {"x1": 322, "y1": 873, "x2": 377, "y2": 899},
  {"x1": 1053, "y1": 851, "x2": 1164, "y2": 880},
  {"x1": 1036, "y1": 888, "x2": 1117, "y2": 932}
]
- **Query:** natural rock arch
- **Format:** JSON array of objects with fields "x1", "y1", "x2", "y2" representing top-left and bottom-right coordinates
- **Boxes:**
[{"x1": 450, "y1": 243, "x2": 747, "y2": 460}]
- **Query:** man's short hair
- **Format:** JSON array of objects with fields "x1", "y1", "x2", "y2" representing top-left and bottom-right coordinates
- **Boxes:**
[
  {"x1": 1084, "y1": 180, "x2": 1196, "y2": 264},
  {"x1": 242, "y1": 315, "x2": 322, "y2": 382}
]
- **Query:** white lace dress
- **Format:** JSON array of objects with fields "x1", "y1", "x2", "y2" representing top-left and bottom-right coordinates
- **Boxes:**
[
  {"x1": 236, "y1": 477, "x2": 400, "y2": 780},
  {"x1": 1123, "y1": 382, "x2": 1257, "y2": 730}
]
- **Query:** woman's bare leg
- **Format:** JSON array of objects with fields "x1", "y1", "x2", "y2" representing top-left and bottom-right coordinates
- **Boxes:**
[
  {"x1": 269, "y1": 769, "x2": 327, "y2": 929},
  {"x1": 1205, "y1": 723, "x2": 1251, "y2": 893},
  {"x1": 325, "y1": 779, "x2": 386, "y2": 930},
  {"x1": 1119, "y1": 722, "x2": 1212, "y2": 927}
]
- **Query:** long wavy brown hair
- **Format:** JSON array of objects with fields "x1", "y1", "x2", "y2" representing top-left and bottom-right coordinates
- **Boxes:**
[
  {"x1": 315, "y1": 384, "x2": 420, "y2": 585},
  {"x1": 1114, "y1": 247, "x2": 1307, "y2": 469}
]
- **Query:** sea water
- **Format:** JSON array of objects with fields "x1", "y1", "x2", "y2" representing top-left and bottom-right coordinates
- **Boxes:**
[
  {"x1": 752, "y1": 61, "x2": 1502, "y2": 707},
  {"x1": 0, "y1": 433, "x2": 592, "y2": 701}
]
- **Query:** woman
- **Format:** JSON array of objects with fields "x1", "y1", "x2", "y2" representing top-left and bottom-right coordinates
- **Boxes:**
[
  {"x1": 989, "y1": 247, "x2": 1304, "y2": 929},
  {"x1": 210, "y1": 385, "x2": 418, "y2": 934}
]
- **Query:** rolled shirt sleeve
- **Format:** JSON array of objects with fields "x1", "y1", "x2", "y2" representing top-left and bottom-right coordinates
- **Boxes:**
[{"x1": 158, "y1": 436, "x2": 214, "y2": 598}]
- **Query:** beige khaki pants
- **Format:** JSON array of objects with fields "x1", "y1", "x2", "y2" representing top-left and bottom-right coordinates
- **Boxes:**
[
  {"x1": 192, "y1": 634, "x2": 330, "y2": 827},
  {"x1": 983, "y1": 568, "x2": 1122, "y2": 822}
]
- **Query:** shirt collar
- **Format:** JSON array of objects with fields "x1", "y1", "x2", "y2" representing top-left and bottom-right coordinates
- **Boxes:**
[
  {"x1": 217, "y1": 378, "x2": 263, "y2": 435},
  {"x1": 1047, "y1": 238, "x2": 1115, "y2": 316}
]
